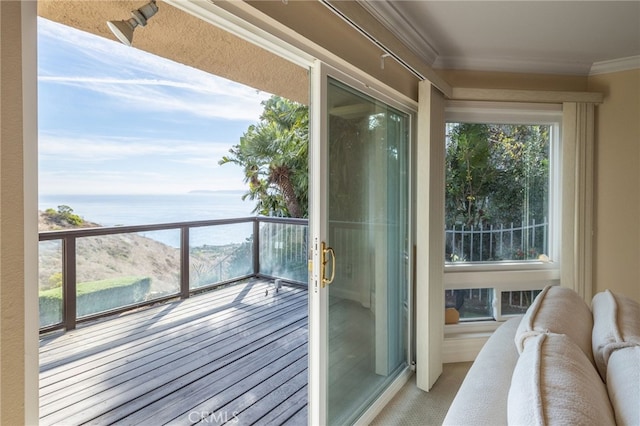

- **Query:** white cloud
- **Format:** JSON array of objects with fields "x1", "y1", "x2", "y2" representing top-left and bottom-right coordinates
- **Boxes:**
[
  {"x1": 38, "y1": 18, "x2": 272, "y2": 121},
  {"x1": 38, "y1": 132, "x2": 245, "y2": 194},
  {"x1": 39, "y1": 75, "x2": 270, "y2": 121},
  {"x1": 37, "y1": 18, "x2": 262, "y2": 195},
  {"x1": 39, "y1": 167, "x2": 246, "y2": 195},
  {"x1": 39, "y1": 133, "x2": 234, "y2": 161}
]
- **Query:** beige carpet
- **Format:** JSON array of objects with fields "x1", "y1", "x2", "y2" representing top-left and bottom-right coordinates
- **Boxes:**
[{"x1": 370, "y1": 362, "x2": 472, "y2": 426}]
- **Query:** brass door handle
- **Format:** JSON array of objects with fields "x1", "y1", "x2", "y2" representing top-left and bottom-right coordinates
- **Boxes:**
[{"x1": 321, "y1": 241, "x2": 336, "y2": 288}]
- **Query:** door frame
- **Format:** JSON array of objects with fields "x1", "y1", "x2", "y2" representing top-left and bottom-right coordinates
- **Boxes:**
[{"x1": 165, "y1": 3, "x2": 422, "y2": 422}]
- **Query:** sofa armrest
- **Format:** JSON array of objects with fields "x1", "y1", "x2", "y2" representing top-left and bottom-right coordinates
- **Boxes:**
[{"x1": 443, "y1": 317, "x2": 521, "y2": 426}]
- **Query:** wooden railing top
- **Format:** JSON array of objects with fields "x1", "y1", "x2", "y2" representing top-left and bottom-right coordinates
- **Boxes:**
[{"x1": 39, "y1": 215, "x2": 309, "y2": 241}]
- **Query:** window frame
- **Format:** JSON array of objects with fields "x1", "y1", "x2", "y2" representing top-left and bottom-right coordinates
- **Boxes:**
[{"x1": 443, "y1": 101, "x2": 563, "y2": 322}]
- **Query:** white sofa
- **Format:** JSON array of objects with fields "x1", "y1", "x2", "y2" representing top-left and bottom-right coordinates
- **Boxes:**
[{"x1": 443, "y1": 286, "x2": 640, "y2": 426}]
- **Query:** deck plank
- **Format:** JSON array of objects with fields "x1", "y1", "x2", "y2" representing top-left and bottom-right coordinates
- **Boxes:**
[
  {"x1": 41, "y1": 292, "x2": 304, "y2": 405},
  {"x1": 40, "y1": 292, "x2": 306, "y2": 395},
  {"x1": 41, "y1": 304, "x2": 308, "y2": 416},
  {"x1": 204, "y1": 356, "x2": 309, "y2": 426},
  {"x1": 42, "y1": 315, "x2": 307, "y2": 423},
  {"x1": 259, "y1": 384, "x2": 308, "y2": 425},
  {"x1": 281, "y1": 404, "x2": 308, "y2": 426},
  {"x1": 39, "y1": 279, "x2": 308, "y2": 426},
  {"x1": 39, "y1": 280, "x2": 279, "y2": 367},
  {"x1": 233, "y1": 368, "x2": 308, "y2": 426},
  {"x1": 116, "y1": 332, "x2": 308, "y2": 425}
]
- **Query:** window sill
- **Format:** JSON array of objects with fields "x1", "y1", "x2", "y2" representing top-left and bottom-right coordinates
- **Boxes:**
[
  {"x1": 444, "y1": 268, "x2": 560, "y2": 288},
  {"x1": 445, "y1": 260, "x2": 557, "y2": 273}
]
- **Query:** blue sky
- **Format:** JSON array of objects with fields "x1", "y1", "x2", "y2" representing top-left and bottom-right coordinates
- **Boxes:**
[{"x1": 38, "y1": 17, "x2": 272, "y2": 195}]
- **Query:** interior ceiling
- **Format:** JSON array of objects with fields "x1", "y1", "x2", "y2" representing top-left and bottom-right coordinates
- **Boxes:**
[{"x1": 359, "y1": 1, "x2": 640, "y2": 75}]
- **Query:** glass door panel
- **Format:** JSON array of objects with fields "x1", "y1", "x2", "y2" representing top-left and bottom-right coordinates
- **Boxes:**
[{"x1": 325, "y1": 77, "x2": 410, "y2": 425}]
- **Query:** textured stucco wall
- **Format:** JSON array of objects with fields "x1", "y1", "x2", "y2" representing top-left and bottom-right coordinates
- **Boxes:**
[
  {"x1": 1, "y1": 3, "x2": 25, "y2": 423},
  {"x1": 1, "y1": 2, "x2": 39, "y2": 424}
]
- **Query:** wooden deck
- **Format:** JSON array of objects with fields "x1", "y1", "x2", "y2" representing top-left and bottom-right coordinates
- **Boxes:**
[{"x1": 39, "y1": 279, "x2": 308, "y2": 425}]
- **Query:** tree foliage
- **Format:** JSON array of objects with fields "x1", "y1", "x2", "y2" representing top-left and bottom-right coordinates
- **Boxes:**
[
  {"x1": 220, "y1": 96, "x2": 308, "y2": 218},
  {"x1": 445, "y1": 123, "x2": 550, "y2": 229},
  {"x1": 44, "y1": 205, "x2": 85, "y2": 226}
]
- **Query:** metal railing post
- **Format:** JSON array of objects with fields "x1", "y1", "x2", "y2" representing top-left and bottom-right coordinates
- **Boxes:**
[
  {"x1": 253, "y1": 218, "x2": 260, "y2": 276},
  {"x1": 510, "y1": 222, "x2": 514, "y2": 255},
  {"x1": 180, "y1": 226, "x2": 190, "y2": 299},
  {"x1": 470, "y1": 225, "x2": 474, "y2": 262},
  {"x1": 63, "y1": 236, "x2": 77, "y2": 330}
]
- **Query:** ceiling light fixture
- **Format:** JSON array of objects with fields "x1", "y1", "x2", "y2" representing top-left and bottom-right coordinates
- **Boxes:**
[{"x1": 107, "y1": 0, "x2": 158, "y2": 46}]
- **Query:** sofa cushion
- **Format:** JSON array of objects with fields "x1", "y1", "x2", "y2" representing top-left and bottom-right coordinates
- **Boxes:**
[
  {"x1": 591, "y1": 289, "x2": 640, "y2": 379},
  {"x1": 606, "y1": 346, "x2": 640, "y2": 426},
  {"x1": 508, "y1": 333, "x2": 616, "y2": 426},
  {"x1": 515, "y1": 285, "x2": 594, "y2": 364}
]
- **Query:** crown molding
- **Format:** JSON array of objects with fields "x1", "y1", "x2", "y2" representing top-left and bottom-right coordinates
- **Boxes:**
[
  {"x1": 356, "y1": 0, "x2": 439, "y2": 65},
  {"x1": 357, "y1": 2, "x2": 639, "y2": 77},
  {"x1": 589, "y1": 56, "x2": 640, "y2": 75}
]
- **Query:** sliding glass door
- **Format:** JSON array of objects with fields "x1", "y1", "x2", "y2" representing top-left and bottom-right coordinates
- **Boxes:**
[{"x1": 310, "y1": 63, "x2": 412, "y2": 425}]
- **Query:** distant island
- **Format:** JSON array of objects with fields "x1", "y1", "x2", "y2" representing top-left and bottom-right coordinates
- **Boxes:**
[{"x1": 188, "y1": 189, "x2": 243, "y2": 194}]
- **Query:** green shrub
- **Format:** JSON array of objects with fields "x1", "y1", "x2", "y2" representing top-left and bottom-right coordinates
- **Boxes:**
[
  {"x1": 48, "y1": 272, "x2": 63, "y2": 289},
  {"x1": 44, "y1": 205, "x2": 84, "y2": 227},
  {"x1": 39, "y1": 276, "x2": 151, "y2": 326}
]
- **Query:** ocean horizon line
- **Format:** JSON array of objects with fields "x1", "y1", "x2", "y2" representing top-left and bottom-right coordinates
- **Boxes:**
[
  {"x1": 38, "y1": 191, "x2": 255, "y2": 229},
  {"x1": 39, "y1": 189, "x2": 246, "y2": 197}
]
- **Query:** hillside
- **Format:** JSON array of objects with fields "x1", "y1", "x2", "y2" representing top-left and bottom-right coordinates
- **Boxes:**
[
  {"x1": 38, "y1": 211, "x2": 246, "y2": 298},
  {"x1": 39, "y1": 209, "x2": 101, "y2": 231},
  {"x1": 39, "y1": 211, "x2": 181, "y2": 296}
]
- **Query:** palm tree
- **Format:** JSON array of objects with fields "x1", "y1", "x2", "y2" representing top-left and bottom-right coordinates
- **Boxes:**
[{"x1": 220, "y1": 96, "x2": 308, "y2": 218}]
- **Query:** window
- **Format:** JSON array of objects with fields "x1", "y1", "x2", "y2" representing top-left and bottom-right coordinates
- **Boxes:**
[
  {"x1": 444, "y1": 102, "x2": 562, "y2": 322},
  {"x1": 445, "y1": 122, "x2": 550, "y2": 263}
]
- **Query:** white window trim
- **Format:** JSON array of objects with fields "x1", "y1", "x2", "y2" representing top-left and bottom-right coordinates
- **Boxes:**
[
  {"x1": 416, "y1": 81, "x2": 446, "y2": 391},
  {"x1": 443, "y1": 101, "x2": 562, "y2": 320},
  {"x1": 446, "y1": 100, "x2": 563, "y2": 125}
]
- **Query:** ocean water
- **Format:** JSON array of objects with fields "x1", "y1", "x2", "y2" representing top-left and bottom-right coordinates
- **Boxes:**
[
  {"x1": 39, "y1": 192, "x2": 257, "y2": 247},
  {"x1": 39, "y1": 192, "x2": 255, "y2": 226}
]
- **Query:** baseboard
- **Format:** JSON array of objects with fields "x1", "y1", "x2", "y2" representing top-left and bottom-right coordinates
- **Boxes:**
[{"x1": 443, "y1": 334, "x2": 490, "y2": 363}]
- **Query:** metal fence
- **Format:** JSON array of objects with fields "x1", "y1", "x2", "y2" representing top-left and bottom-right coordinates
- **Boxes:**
[{"x1": 445, "y1": 219, "x2": 548, "y2": 262}]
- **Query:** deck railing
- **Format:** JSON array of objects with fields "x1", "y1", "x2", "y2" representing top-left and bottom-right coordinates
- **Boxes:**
[{"x1": 39, "y1": 216, "x2": 308, "y2": 332}]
